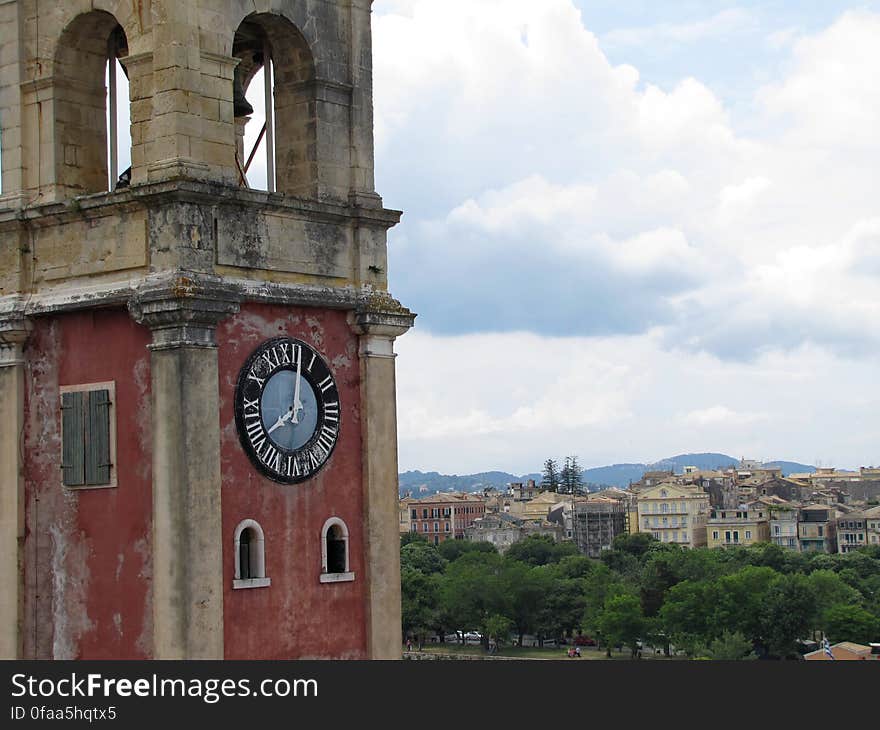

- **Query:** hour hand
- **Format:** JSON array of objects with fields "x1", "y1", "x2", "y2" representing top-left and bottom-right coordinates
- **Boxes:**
[{"x1": 267, "y1": 408, "x2": 293, "y2": 435}]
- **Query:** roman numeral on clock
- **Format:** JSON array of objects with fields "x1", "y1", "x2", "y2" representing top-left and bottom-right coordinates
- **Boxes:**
[
  {"x1": 243, "y1": 397, "x2": 260, "y2": 417},
  {"x1": 261, "y1": 442, "x2": 281, "y2": 472},
  {"x1": 324, "y1": 401, "x2": 339, "y2": 423},
  {"x1": 245, "y1": 417, "x2": 263, "y2": 441},
  {"x1": 318, "y1": 423, "x2": 337, "y2": 448}
]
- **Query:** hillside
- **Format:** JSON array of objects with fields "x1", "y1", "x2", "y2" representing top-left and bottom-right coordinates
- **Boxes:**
[{"x1": 399, "y1": 453, "x2": 816, "y2": 494}]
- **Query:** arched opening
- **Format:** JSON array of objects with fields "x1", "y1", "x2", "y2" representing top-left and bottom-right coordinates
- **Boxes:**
[
  {"x1": 327, "y1": 525, "x2": 346, "y2": 574},
  {"x1": 320, "y1": 517, "x2": 354, "y2": 583},
  {"x1": 53, "y1": 12, "x2": 131, "y2": 197},
  {"x1": 239, "y1": 527, "x2": 255, "y2": 578},
  {"x1": 232, "y1": 13, "x2": 317, "y2": 196},
  {"x1": 233, "y1": 519, "x2": 270, "y2": 589}
]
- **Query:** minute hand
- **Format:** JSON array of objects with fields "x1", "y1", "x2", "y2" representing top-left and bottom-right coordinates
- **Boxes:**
[{"x1": 292, "y1": 347, "x2": 303, "y2": 423}]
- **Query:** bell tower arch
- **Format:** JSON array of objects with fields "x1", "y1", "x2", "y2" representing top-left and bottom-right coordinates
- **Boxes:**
[{"x1": 0, "y1": 0, "x2": 413, "y2": 660}]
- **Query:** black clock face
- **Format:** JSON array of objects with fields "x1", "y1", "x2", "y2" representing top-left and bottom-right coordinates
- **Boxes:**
[{"x1": 234, "y1": 337, "x2": 340, "y2": 484}]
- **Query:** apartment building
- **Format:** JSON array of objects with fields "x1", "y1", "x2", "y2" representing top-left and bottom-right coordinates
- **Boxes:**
[
  {"x1": 406, "y1": 493, "x2": 486, "y2": 545},
  {"x1": 706, "y1": 501, "x2": 771, "y2": 549},
  {"x1": 637, "y1": 483, "x2": 710, "y2": 548}
]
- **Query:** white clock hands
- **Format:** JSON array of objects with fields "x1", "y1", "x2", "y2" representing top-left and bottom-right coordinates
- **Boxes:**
[
  {"x1": 292, "y1": 345, "x2": 304, "y2": 424},
  {"x1": 267, "y1": 407, "x2": 294, "y2": 435},
  {"x1": 266, "y1": 350, "x2": 305, "y2": 437}
]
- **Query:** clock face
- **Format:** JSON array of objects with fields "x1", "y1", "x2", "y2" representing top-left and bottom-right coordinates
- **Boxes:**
[{"x1": 234, "y1": 337, "x2": 340, "y2": 484}]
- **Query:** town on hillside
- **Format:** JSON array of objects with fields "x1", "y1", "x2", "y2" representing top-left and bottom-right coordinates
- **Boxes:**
[
  {"x1": 400, "y1": 460, "x2": 880, "y2": 661},
  {"x1": 400, "y1": 460, "x2": 880, "y2": 559}
]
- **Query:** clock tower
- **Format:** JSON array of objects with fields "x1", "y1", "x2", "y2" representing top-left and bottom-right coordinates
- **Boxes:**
[{"x1": 0, "y1": 0, "x2": 413, "y2": 659}]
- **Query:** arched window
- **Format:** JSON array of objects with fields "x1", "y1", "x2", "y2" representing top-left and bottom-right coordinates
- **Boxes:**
[
  {"x1": 233, "y1": 519, "x2": 270, "y2": 589},
  {"x1": 232, "y1": 13, "x2": 318, "y2": 196},
  {"x1": 320, "y1": 517, "x2": 354, "y2": 584},
  {"x1": 53, "y1": 12, "x2": 131, "y2": 198}
]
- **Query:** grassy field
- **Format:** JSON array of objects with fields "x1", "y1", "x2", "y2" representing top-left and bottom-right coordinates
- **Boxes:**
[{"x1": 413, "y1": 643, "x2": 678, "y2": 660}]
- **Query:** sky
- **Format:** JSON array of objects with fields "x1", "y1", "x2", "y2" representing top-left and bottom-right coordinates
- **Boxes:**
[
  {"x1": 14, "y1": 2, "x2": 878, "y2": 476},
  {"x1": 368, "y1": 0, "x2": 880, "y2": 474}
]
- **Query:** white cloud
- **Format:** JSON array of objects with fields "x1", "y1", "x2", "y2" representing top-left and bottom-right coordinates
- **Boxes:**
[
  {"x1": 396, "y1": 330, "x2": 880, "y2": 473},
  {"x1": 757, "y1": 11, "x2": 880, "y2": 149},
  {"x1": 682, "y1": 406, "x2": 770, "y2": 427},
  {"x1": 372, "y1": 2, "x2": 880, "y2": 470},
  {"x1": 602, "y1": 9, "x2": 757, "y2": 48}
]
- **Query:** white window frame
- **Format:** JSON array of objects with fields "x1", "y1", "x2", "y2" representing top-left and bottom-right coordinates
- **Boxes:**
[
  {"x1": 320, "y1": 517, "x2": 355, "y2": 584},
  {"x1": 233, "y1": 518, "x2": 270, "y2": 590}
]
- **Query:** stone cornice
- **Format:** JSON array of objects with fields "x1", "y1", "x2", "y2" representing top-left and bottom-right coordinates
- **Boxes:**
[
  {"x1": 351, "y1": 292, "x2": 417, "y2": 339},
  {"x1": 128, "y1": 274, "x2": 241, "y2": 350},
  {"x1": 0, "y1": 180, "x2": 401, "y2": 231},
  {"x1": 0, "y1": 308, "x2": 32, "y2": 366}
]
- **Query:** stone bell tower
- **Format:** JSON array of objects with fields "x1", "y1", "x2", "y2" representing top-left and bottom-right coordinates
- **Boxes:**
[{"x1": 0, "y1": 0, "x2": 413, "y2": 659}]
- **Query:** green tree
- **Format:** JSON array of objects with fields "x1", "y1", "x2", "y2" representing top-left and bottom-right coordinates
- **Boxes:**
[
  {"x1": 541, "y1": 458, "x2": 560, "y2": 492},
  {"x1": 611, "y1": 532, "x2": 658, "y2": 558},
  {"x1": 437, "y1": 539, "x2": 497, "y2": 562},
  {"x1": 502, "y1": 560, "x2": 552, "y2": 645},
  {"x1": 640, "y1": 550, "x2": 683, "y2": 617},
  {"x1": 401, "y1": 566, "x2": 440, "y2": 641},
  {"x1": 807, "y1": 569, "x2": 861, "y2": 631},
  {"x1": 484, "y1": 614, "x2": 514, "y2": 649},
  {"x1": 759, "y1": 574, "x2": 816, "y2": 658},
  {"x1": 506, "y1": 534, "x2": 577, "y2": 566},
  {"x1": 822, "y1": 603, "x2": 880, "y2": 644},
  {"x1": 713, "y1": 566, "x2": 778, "y2": 641},
  {"x1": 597, "y1": 594, "x2": 645, "y2": 658},
  {"x1": 560, "y1": 456, "x2": 583, "y2": 494},
  {"x1": 439, "y1": 552, "x2": 508, "y2": 641},
  {"x1": 538, "y1": 568, "x2": 587, "y2": 641},
  {"x1": 553, "y1": 554, "x2": 596, "y2": 580},
  {"x1": 693, "y1": 631, "x2": 757, "y2": 660},
  {"x1": 401, "y1": 531, "x2": 429, "y2": 547},
  {"x1": 401, "y1": 541, "x2": 447, "y2": 575},
  {"x1": 658, "y1": 579, "x2": 718, "y2": 654}
]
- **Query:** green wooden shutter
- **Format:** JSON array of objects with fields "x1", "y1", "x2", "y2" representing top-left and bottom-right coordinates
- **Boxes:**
[
  {"x1": 86, "y1": 389, "x2": 112, "y2": 485},
  {"x1": 61, "y1": 391, "x2": 85, "y2": 486}
]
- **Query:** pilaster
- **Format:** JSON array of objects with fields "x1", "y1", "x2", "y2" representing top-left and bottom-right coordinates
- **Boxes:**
[
  {"x1": 0, "y1": 313, "x2": 31, "y2": 659},
  {"x1": 129, "y1": 278, "x2": 240, "y2": 659},
  {"x1": 352, "y1": 295, "x2": 415, "y2": 659}
]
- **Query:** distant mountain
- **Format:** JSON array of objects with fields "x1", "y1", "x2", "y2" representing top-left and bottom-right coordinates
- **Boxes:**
[
  {"x1": 765, "y1": 461, "x2": 816, "y2": 476},
  {"x1": 398, "y1": 470, "x2": 528, "y2": 494},
  {"x1": 399, "y1": 453, "x2": 816, "y2": 494}
]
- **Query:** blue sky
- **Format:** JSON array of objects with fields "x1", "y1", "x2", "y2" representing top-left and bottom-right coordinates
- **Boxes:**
[{"x1": 369, "y1": 1, "x2": 880, "y2": 473}]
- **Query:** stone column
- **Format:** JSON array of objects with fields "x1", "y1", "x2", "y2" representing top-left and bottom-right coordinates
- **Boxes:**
[
  {"x1": 130, "y1": 281, "x2": 239, "y2": 659},
  {"x1": 353, "y1": 298, "x2": 415, "y2": 659},
  {"x1": 0, "y1": 314, "x2": 31, "y2": 659}
]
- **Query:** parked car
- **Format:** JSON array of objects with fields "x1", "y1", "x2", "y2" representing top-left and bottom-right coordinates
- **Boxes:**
[{"x1": 464, "y1": 631, "x2": 483, "y2": 644}]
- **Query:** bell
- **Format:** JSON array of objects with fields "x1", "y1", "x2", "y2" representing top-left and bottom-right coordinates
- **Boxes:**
[{"x1": 233, "y1": 66, "x2": 253, "y2": 117}]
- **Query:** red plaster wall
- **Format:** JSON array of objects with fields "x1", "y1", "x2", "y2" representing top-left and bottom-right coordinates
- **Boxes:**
[
  {"x1": 22, "y1": 309, "x2": 153, "y2": 659},
  {"x1": 217, "y1": 304, "x2": 367, "y2": 659}
]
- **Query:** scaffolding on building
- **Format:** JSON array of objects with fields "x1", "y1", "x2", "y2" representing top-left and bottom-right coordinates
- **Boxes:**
[{"x1": 571, "y1": 498, "x2": 628, "y2": 559}]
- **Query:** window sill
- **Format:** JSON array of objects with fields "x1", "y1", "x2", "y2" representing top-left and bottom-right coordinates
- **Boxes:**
[
  {"x1": 233, "y1": 577, "x2": 271, "y2": 590},
  {"x1": 63, "y1": 482, "x2": 118, "y2": 491},
  {"x1": 320, "y1": 571, "x2": 355, "y2": 584}
]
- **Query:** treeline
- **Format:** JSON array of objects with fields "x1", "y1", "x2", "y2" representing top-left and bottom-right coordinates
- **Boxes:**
[{"x1": 400, "y1": 532, "x2": 880, "y2": 659}]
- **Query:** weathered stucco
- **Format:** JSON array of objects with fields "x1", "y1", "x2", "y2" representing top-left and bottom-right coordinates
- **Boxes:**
[
  {"x1": 218, "y1": 303, "x2": 368, "y2": 659},
  {"x1": 22, "y1": 311, "x2": 153, "y2": 659}
]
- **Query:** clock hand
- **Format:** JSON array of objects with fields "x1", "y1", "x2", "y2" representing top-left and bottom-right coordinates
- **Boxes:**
[
  {"x1": 267, "y1": 408, "x2": 293, "y2": 435},
  {"x1": 292, "y1": 346, "x2": 303, "y2": 423}
]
